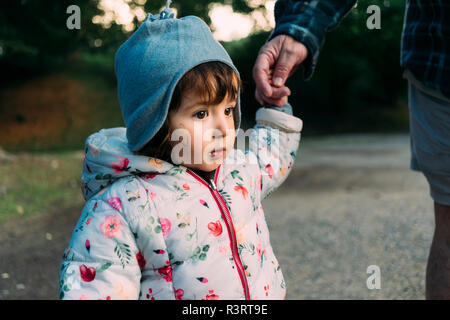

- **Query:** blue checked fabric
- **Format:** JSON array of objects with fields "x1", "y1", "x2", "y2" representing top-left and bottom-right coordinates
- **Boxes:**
[{"x1": 270, "y1": 0, "x2": 450, "y2": 99}]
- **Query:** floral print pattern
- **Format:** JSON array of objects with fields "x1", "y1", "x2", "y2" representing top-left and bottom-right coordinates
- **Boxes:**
[
  {"x1": 159, "y1": 218, "x2": 171, "y2": 237},
  {"x1": 100, "y1": 215, "x2": 123, "y2": 238},
  {"x1": 207, "y1": 221, "x2": 223, "y2": 237}
]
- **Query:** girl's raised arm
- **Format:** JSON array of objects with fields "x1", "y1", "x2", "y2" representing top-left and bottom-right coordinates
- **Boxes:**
[{"x1": 245, "y1": 103, "x2": 303, "y2": 200}]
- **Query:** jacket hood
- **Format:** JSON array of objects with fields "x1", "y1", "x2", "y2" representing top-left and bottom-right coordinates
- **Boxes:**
[
  {"x1": 81, "y1": 127, "x2": 174, "y2": 201},
  {"x1": 115, "y1": 10, "x2": 241, "y2": 152}
]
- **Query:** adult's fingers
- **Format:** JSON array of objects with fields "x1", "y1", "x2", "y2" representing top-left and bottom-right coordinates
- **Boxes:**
[
  {"x1": 272, "y1": 50, "x2": 299, "y2": 87},
  {"x1": 269, "y1": 85, "x2": 291, "y2": 99},
  {"x1": 253, "y1": 52, "x2": 291, "y2": 101},
  {"x1": 255, "y1": 87, "x2": 264, "y2": 106},
  {"x1": 255, "y1": 87, "x2": 288, "y2": 107},
  {"x1": 272, "y1": 37, "x2": 308, "y2": 87},
  {"x1": 253, "y1": 52, "x2": 273, "y2": 98}
]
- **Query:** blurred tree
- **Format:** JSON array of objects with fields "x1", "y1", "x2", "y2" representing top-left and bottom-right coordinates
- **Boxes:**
[
  {"x1": 0, "y1": 0, "x2": 410, "y2": 152},
  {"x1": 144, "y1": 0, "x2": 254, "y2": 25},
  {"x1": 0, "y1": 0, "x2": 255, "y2": 83},
  {"x1": 296, "y1": 0, "x2": 408, "y2": 133},
  {"x1": 225, "y1": 0, "x2": 408, "y2": 133},
  {"x1": 0, "y1": 0, "x2": 110, "y2": 82}
]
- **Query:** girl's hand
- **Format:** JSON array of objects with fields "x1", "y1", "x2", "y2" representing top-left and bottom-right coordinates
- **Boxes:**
[{"x1": 280, "y1": 95, "x2": 288, "y2": 105}]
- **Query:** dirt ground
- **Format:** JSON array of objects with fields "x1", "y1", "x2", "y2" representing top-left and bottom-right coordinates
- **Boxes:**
[{"x1": 0, "y1": 134, "x2": 434, "y2": 300}]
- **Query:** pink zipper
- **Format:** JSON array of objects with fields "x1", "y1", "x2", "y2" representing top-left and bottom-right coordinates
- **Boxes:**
[{"x1": 186, "y1": 165, "x2": 251, "y2": 300}]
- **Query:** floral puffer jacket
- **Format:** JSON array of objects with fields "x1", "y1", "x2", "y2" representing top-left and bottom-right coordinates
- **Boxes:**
[{"x1": 59, "y1": 106, "x2": 302, "y2": 300}]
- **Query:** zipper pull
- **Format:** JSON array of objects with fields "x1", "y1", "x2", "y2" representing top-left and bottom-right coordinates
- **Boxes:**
[{"x1": 209, "y1": 180, "x2": 217, "y2": 190}]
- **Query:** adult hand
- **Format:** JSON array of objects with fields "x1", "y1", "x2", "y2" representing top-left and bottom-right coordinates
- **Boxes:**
[{"x1": 253, "y1": 34, "x2": 308, "y2": 106}]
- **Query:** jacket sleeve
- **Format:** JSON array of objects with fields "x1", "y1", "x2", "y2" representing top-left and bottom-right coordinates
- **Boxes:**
[
  {"x1": 245, "y1": 103, "x2": 302, "y2": 200},
  {"x1": 269, "y1": 0, "x2": 357, "y2": 80},
  {"x1": 59, "y1": 198, "x2": 142, "y2": 300}
]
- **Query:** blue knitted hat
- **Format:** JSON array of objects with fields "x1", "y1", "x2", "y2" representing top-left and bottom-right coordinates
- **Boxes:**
[{"x1": 114, "y1": 1, "x2": 241, "y2": 152}]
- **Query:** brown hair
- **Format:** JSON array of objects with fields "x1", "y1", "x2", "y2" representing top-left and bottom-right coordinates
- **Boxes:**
[{"x1": 135, "y1": 61, "x2": 241, "y2": 162}]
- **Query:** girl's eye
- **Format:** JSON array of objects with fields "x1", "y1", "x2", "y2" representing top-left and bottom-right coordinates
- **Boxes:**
[
  {"x1": 194, "y1": 110, "x2": 207, "y2": 119},
  {"x1": 225, "y1": 107, "x2": 234, "y2": 116}
]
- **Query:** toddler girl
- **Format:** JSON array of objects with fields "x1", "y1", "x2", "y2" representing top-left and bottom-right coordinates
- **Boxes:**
[{"x1": 59, "y1": 2, "x2": 302, "y2": 300}]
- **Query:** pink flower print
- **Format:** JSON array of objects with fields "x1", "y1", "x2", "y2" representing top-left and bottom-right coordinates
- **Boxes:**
[
  {"x1": 159, "y1": 218, "x2": 171, "y2": 237},
  {"x1": 157, "y1": 261, "x2": 173, "y2": 282},
  {"x1": 174, "y1": 288, "x2": 184, "y2": 300},
  {"x1": 136, "y1": 252, "x2": 146, "y2": 270},
  {"x1": 196, "y1": 277, "x2": 208, "y2": 283},
  {"x1": 86, "y1": 218, "x2": 92, "y2": 226},
  {"x1": 182, "y1": 183, "x2": 190, "y2": 190},
  {"x1": 143, "y1": 173, "x2": 158, "y2": 180},
  {"x1": 85, "y1": 239, "x2": 91, "y2": 254},
  {"x1": 79, "y1": 265, "x2": 96, "y2": 282},
  {"x1": 149, "y1": 192, "x2": 157, "y2": 200},
  {"x1": 265, "y1": 164, "x2": 274, "y2": 178},
  {"x1": 100, "y1": 215, "x2": 123, "y2": 238},
  {"x1": 234, "y1": 185, "x2": 249, "y2": 200},
  {"x1": 256, "y1": 242, "x2": 264, "y2": 262},
  {"x1": 264, "y1": 284, "x2": 270, "y2": 297},
  {"x1": 146, "y1": 288, "x2": 155, "y2": 300},
  {"x1": 146, "y1": 287, "x2": 163, "y2": 300},
  {"x1": 110, "y1": 156, "x2": 130, "y2": 173},
  {"x1": 202, "y1": 289, "x2": 219, "y2": 300},
  {"x1": 199, "y1": 199, "x2": 209, "y2": 208},
  {"x1": 207, "y1": 220, "x2": 223, "y2": 237},
  {"x1": 106, "y1": 197, "x2": 122, "y2": 213}
]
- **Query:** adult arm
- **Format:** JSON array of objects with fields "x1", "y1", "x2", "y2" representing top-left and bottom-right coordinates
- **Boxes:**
[{"x1": 253, "y1": 0, "x2": 357, "y2": 106}]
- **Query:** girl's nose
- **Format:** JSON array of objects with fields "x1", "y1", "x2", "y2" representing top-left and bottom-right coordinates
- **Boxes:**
[{"x1": 213, "y1": 114, "x2": 229, "y2": 137}]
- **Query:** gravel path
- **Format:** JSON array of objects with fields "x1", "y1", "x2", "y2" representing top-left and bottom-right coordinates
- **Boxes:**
[
  {"x1": 265, "y1": 134, "x2": 433, "y2": 299},
  {"x1": 0, "y1": 134, "x2": 433, "y2": 299}
]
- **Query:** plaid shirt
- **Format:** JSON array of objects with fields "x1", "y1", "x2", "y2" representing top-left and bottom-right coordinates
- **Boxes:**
[{"x1": 270, "y1": 0, "x2": 450, "y2": 98}]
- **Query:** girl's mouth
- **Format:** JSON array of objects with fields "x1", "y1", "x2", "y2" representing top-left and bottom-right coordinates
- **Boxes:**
[{"x1": 210, "y1": 148, "x2": 226, "y2": 159}]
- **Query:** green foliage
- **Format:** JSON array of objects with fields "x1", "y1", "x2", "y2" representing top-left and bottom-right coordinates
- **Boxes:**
[
  {"x1": 0, "y1": 0, "x2": 410, "y2": 152},
  {"x1": 224, "y1": 0, "x2": 409, "y2": 133},
  {"x1": 0, "y1": 0, "x2": 112, "y2": 80},
  {"x1": 299, "y1": 0, "x2": 408, "y2": 133},
  {"x1": 144, "y1": 0, "x2": 255, "y2": 25}
]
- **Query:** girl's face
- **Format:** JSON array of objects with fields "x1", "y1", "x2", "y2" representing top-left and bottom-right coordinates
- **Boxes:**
[{"x1": 168, "y1": 90, "x2": 237, "y2": 172}]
